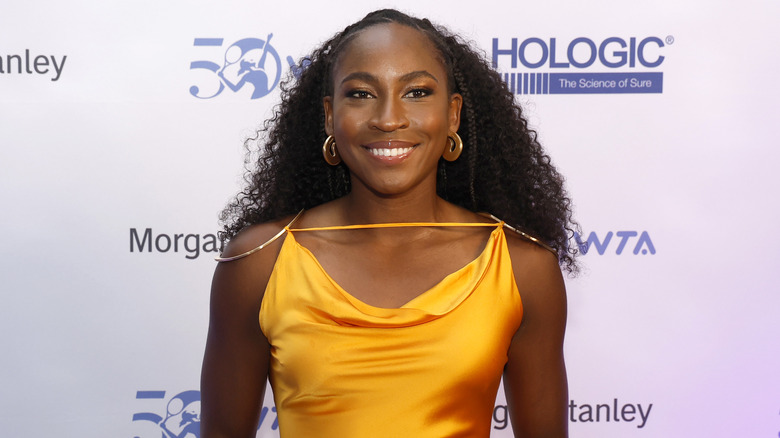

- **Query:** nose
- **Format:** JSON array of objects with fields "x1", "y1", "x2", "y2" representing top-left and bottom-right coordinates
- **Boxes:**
[{"x1": 370, "y1": 97, "x2": 409, "y2": 132}]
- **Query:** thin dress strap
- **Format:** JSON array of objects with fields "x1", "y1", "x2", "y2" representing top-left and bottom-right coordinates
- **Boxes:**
[
  {"x1": 215, "y1": 210, "x2": 304, "y2": 262},
  {"x1": 480, "y1": 213, "x2": 557, "y2": 257},
  {"x1": 216, "y1": 209, "x2": 557, "y2": 261},
  {"x1": 288, "y1": 222, "x2": 501, "y2": 232}
]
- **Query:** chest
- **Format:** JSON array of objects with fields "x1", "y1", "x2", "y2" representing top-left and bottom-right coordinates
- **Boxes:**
[{"x1": 293, "y1": 228, "x2": 493, "y2": 308}]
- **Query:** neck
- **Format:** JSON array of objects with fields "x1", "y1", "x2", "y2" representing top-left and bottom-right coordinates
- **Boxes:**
[{"x1": 339, "y1": 176, "x2": 446, "y2": 225}]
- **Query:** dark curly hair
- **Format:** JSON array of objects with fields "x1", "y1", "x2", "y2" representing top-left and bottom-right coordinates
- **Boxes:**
[{"x1": 220, "y1": 8, "x2": 579, "y2": 272}]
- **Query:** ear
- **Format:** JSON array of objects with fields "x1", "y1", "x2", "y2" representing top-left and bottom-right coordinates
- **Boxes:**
[
  {"x1": 323, "y1": 96, "x2": 334, "y2": 136},
  {"x1": 448, "y1": 93, "x2": 463, "y2": 134}
]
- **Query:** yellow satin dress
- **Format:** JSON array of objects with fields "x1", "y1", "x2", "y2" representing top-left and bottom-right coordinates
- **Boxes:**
[{"x1": 259, "y1": 220, "x2": 523, "y2": 437}]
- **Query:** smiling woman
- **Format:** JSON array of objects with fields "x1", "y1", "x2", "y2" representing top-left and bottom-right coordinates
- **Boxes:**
[
  {"x1": 201, "y1": 8, "x2": 577, "y2": 438},
  {"x1": 323, "y1": 23, "x2": 461, "y2": 200}
]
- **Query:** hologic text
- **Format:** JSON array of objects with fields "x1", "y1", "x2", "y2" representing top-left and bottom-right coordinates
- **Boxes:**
[
  {"x1": 491, "y1": 35, "x2": 671, "y2": 95},
  {"x1": 130, "y1": 228, "x2": 223, "y2": 260},
  {"x1": 0, "y1": 50, "x2": 67, "y2": 81},
  {"x1": 492, "y1": 37, "x2": 665, "y2": 70}
]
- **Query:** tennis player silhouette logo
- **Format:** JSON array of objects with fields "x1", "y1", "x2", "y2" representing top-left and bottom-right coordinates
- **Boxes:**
[
  {"x1": 132, "y1": 390, "x2": 201, "y2": 438},
  {"x1": 133, "y1": 389, "x2": 279, "y2": 437},
  {"x1": 217, "y1": 35, "x2": 281, "y2": 99},
  {"x1": 189, "y1": 35, "x2": 282, "y2": 100}
]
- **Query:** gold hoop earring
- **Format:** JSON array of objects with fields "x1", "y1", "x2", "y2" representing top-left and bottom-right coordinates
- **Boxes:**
[
  {"x1": 442, "y1": 132, "x2": 463, "y2": 161},
  {"x1": 322, "y1": 135, "x2": 341, "y2": 165}
]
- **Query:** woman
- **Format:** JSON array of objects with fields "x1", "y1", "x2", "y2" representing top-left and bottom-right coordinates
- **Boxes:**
[{"x1": 201, "y1": 9, "x2": 577, "y2": 438}]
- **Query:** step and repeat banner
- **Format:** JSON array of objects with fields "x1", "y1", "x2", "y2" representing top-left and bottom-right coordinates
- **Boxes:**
[{"x1": 1, "y1": 1, "x2": 778, "y2": 437}]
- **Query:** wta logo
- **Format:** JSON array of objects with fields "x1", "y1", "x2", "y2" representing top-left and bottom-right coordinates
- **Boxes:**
[
  {"x1": 492, "y1": 36, "x2": 673, "y2": 95},
  {"x1": 574, "y1": 231, "x2": 656, "y2": 255}
]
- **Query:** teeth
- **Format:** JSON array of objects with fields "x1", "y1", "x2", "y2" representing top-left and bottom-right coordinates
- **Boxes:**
[{"x1": 368, "y1": 147, "x2": 413, "y2": 157}]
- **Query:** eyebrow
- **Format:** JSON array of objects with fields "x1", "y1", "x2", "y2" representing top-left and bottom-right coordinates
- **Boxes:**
[{"x1": 340, "y1": 70, "x2": 439, "y2": 86}]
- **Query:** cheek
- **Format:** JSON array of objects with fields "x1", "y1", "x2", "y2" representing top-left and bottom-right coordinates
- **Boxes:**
[
  {"x1": 412, "y1": 106, "x2": 451, "y2": 136},
  {"x1": 330, "y1": 113, "x2": 355, "y2": 140},
  {"x1": 333, "y1": 117, "x2": 361, "y2": 143},
  {"x1": 332, "y1": 102, "x2": 362, "y2": 132}
]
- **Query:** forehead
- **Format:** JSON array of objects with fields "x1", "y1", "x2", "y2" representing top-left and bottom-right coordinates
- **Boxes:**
[{"x1": 333, "y1": 23, "x2": 447, "y2": 81}]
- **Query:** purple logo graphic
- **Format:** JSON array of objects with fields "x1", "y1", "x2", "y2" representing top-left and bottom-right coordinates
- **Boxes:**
[
  {"x1": 574, "y1": 231, "x2": 656, "y2": 255},
  {"x1": 132, "y1": 390, "x2": 279, "y2": 437},
  {"x1": 133, "y1": 390, "x2": 200, "y2": 438},
  {"x1": 190, "y1": 36, "x2": 282, "y2": 100}
]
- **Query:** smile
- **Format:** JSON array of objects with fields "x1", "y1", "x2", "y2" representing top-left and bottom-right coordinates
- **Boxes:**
[
  {"x1": 366, "y1": 146, "x2": 415, "y2": 157},
  {"x1": 362, "y1": 140, "x2": 418, "y2": 162}
]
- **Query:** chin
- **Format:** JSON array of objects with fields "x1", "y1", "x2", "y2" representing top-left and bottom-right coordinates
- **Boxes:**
[
  {"x1": 349, "y1": 166, "x2": 436, "y2": 198},
  {"x1": 362, "y1": 179, "x2": 418, "y2": 197}
]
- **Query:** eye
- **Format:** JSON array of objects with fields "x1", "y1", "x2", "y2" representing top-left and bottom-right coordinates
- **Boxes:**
[
  {"x1": 404, "y1": 88, "x2": 432, "y2": 98},
  {"x1": 347, "y1": 90, "x2": 374, "y2": 99}
]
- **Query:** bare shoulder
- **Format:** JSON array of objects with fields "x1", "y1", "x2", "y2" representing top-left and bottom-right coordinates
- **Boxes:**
[
  {"x1": 503, "y1": 230, "x2": 566, "y2": 322},
  {"x1": 212, "y1": 214, "x2": 297, "y2": 304},
  {"x1": 504, "y1": 231, "x2": 561, "y2": 280},
  {"x1": 220, "y1": 214, "x2": 298, "y2": 259}
]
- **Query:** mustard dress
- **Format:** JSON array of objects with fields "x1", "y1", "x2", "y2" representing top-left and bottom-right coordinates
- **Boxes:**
[{"x1": 258, "y1": 221, "x2": 523, "y2": 437}]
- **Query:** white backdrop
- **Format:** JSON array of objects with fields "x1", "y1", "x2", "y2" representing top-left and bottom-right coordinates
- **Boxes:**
[{"x1": 1, "y1": 1, "x2": 778, "y2": 437}]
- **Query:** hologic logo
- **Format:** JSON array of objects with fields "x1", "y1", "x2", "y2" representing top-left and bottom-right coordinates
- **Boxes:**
[
  {"x1": 574, "y1": 231, "x2": 656, "y2": 255},
  {"x1": 189, "y1": 35, "x2": 283, "y2": 99},
  {"x1": 132, "y1": 390, "x2": 279, "y2": 437},
  {"x1": 492, "y1": 36, "x2": 673, "y2": 95}
]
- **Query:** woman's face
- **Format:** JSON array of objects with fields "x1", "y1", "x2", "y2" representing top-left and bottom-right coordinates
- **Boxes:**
[{"x1": 324, "y1": 23, "x2": 462, "y2": 198}]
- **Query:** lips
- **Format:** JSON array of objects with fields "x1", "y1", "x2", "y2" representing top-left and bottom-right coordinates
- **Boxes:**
[{"x1": 363, "y1": 141, "x2": 417, "y2": 160}]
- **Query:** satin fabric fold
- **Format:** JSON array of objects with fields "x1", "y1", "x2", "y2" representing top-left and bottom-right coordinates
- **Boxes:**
[{"x1": 259, "y1": 223, "x2": 523, "y2": 437}]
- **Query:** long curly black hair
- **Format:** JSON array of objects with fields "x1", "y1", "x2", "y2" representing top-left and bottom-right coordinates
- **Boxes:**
[{"x1": 220, "y1": 9, "x2": 579, "y2": 272}]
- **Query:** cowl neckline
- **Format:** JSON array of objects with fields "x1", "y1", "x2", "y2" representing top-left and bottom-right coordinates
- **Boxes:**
[{"x1": 280, "y1": 224, "x2": 505, "y2": 327}]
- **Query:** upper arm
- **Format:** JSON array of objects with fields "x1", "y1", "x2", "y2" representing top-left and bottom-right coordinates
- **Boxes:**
[
  {"x1": 504, "y1": 239, "x2": 568, "y2": 438},
  {"x1": 200, "y1": 223, "x2": 286, "y2": 438}
]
